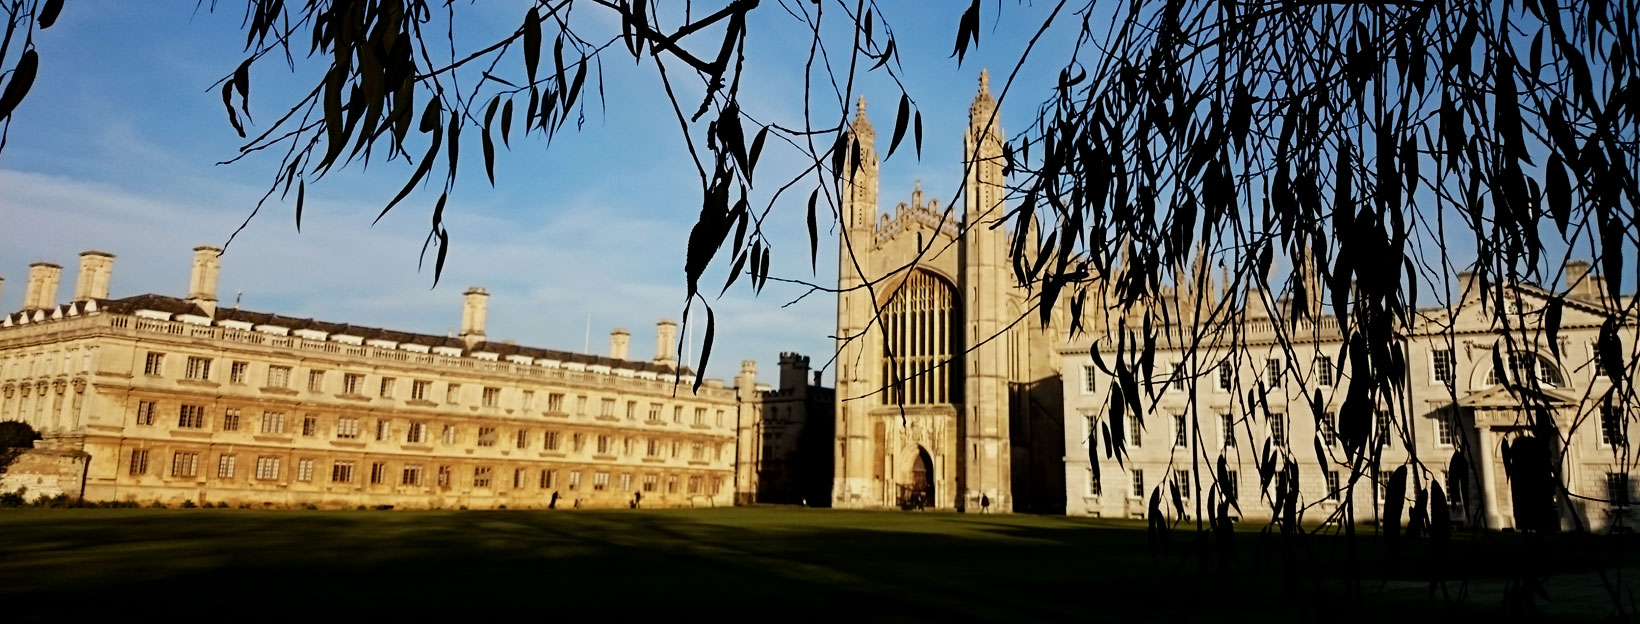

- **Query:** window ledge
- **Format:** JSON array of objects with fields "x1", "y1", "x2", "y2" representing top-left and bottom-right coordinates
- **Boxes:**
[
  {"x1": 592, "y1": 454, "x2": 617, "y2": 461},
  {"x1": 169, "y1": 430, "x2": 212, "y2": 439},
  {"x1": 254, "y1": 434, "x2": 293, "y2": 443},
  {"x1": 329, "y1": 440, "x2": 366, "y2": 448},
  {"x1": 406, "y1": 399, "x2": 438, "y2": 408},
  {"x1": 260, "y1": 387, "x2": 298, "y2": 396},
  {"x1": 401, "y1": 444, "x2": 433, "y2": 452},
  {"x1": 177, "y1": 379, "x2": 219, "y2": 388},
  {"x1": 335, "y1": 393, "x2": 372, "y2": 402}
]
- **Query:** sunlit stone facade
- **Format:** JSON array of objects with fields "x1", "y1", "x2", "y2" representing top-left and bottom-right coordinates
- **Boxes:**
[
  {"x1": 0, "y1": 247, "x2": 742, "y2": 509},
  {"x1": 1062, "y1": 265, "x2": 1639, "y2": 532},
  {"x1": 833, "y1": 72, "x2": 1067, "y2": 513}
]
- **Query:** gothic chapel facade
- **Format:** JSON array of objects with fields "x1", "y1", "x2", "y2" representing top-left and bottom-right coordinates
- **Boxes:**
[{"x1": 833, "y1": 72, "x2": 1067, "y2": 513}]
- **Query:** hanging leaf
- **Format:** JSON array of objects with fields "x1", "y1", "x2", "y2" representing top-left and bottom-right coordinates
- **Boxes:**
[
  {"x1": 748, "y1": 126, "x2": 769, "y2": 182},
  {"x1": 294, "y1": 179, "x2": 305, "y2": 233},
  {"x1": 693, "y1": 304, "x2": 716, "y2": 393},
  {"x1": 914, "y1": 109, "x2": 924, "y2": 160},
  {"x1": 886, "y1": 92, "x2": 910, "y2": 159},
  {"x1": 38, "y1": 0, "x2": 64, "y2": 29},
  {"x1": 500, "y1": 99, "x2": 515, "y2": 148},
  {"x1": 523, "y1": 8, "x2": 542, "y2": 85},
  {"x1": 806, "y1": 188, "x2": 819, "y2": 272}
]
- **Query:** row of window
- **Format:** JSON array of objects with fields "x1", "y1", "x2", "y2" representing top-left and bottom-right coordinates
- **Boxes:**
[
  {"x1": 133, "y1": 401, "x2": 731, "y2": 459},
  {"x1": 141, "y1": 352, "x2": 730, "y2": 425},
  {"x1": 0, "y1": 348, "x2": 96, "y2": 380},
  {"x1": 1097, "y1": 464, "x2": 1629, "y2": 509},
  {"x1": 1093, "y1": 401, "x2": 1629, "y2": 451},
  {"x1": 127, "y1": 449, "x2": 726, "y2": 495},
  {"x1": 1084, "y1": 346, "x2": 1608, "y2": 396}
]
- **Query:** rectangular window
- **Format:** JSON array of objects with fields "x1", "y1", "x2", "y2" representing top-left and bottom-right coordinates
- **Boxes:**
[
  {"x1": 185, "y1": 356, "x2": 212, "y2": 380},
  {"x1": 597, "y1": 434, "x2": 612, "y2": 455},
  {"x1": 593, "y1": 472, "x2": 609, "y2": 491},
  {"x1": 343, "y1": 373, "x2": 364, "y2": 395},
  {"x1": 646, "y1": 438, "x2": 661, "y2": 457},
  {"x1": 171, "y1": 452, "x2": 198, "y2": 478},
  {"x1": 267, "y1": 365, "x2": 291, "y2": 388},
  {"x1": 1129, "y1": 416, "x2": 1143, "y2": 448},
  {"x1": 217, "y1": 454, "x2": 237, "y2": 479},
  {"x1": 619, "y1": 473, "x2": 632, "y2": 491},
  {"x1": 296, "y1": 458, "x2": 314, "y2": 482},
  {"x1": 129, "y1": 449, "x2": 150, "y2": 475},
  {"x1": 1436, "y1": 416, "x2": 1455, "y2": 446},
  {"x1": 667, "y1": 475, "x2": 679, "y2": 493},
  {"x1": 1221, "y1": 413, "x2": 1235, "y2": 448},
  {"x1": 624, "y1": 438, "x2": 634, "y2": 456},
  {"x1": 1316, "y1": 357, "x2": 1334, "y2": 387},
  {"x1": 601, "y1": 398, "x2": 617, "y2": 418},
  {"x1": 627, "y1": 401, "x2": 637, "y2": 421},
  {"x1": 369, "y1": 462, "x2": 388, "y2": 485},
  {"x1": 411, "y1": 380, "x2": 431, "y2": 401},
  {"x1": 1609, "y1": 474, "x2": 1630, "y2": 507},
  {"x1": 335, "y1": 417, "x2": 360, "y2": 439},
  {"x1": 143, "y1": 352, "x2": 165, "y2": 376},
  {"x1": 1321, "y1": 413, "x2": 1336, "y2": 446},
  {"x1": 374, "y1": 419, "x2": 390, "y2": 442},
  {"x1": 521, "y1": 390, "x2": 535, "y2": 410},
  {"x1": 1217, "y1": 362, "x2": 1233, "y2": 391},
  {"x1": 694, "y1": 407, "x2": 706, "y2": 426},
  {"x1": 402, "y1": 465, "x2": 423, "y2": 486},
  {"x1": 541, "y1": 469, "x2": 557, "y2": 489},
  {"x1": 577, "y1": 395, "x2": 589, "y2": 416},
  {"x1": 673, "y1": 405, "x2": 683, "y2": 423},
  {"x1": 441, "y1": 425, "x2": 456, "y2": 445},
  {"x1": 1594, "y1": 344, "x2": 1609, "y2": 378},
  {"x1": 1326, "y1": 470, "x2": 1341, "y2": 501},
  {"x1": 446, "y1": 383, "x2": 461, "y2": 404},
  {"x1": 691, "y1": 442, "x2": 705, "y2": 461},
  {"x1": 1602, "y1": 400, "x2": 1625, "y2": 447},
  {"x1": 1270, "y1": 413, "x2": 1286, "y2": 447},
  {"x1": 261, "y1": 411, "x2": 286, "y2": 434},
  {"x1": 1083, "y1": 365, "x2": 1098, "y2": 394},
  {"x1": 177, "y1": 404, "x2": 206, "y2": 429},
  {"x1": 307, "y1": 370, "x2": 325, "y2": 393},
  {"x1": 642, "y1": 474, "x2": 658, "y2": 492},
  {"x1": 547, "y1": 393, "x2": 565, "y2": 412},
  {"x1": 1176, "y1": 470, "x2": 1191, "y2": 498},
  {"x1": 688, "y1": 476, "x2": 702, "y2": 494},
  {"x1": 135, "y1": 400, "x2": 157, "y2": 426},
  {"x1": 254, "y1": 456, "x2": 280, "y2": 481},
  {"x1": 1376, "y1": 411, "x2": 1392, "y2": 443},
  {"x1": 1131, "y1": 470, "x2": 1144, "y2": 498},
  {"x1": 514, "y1": 468, "x2": 527, "y2": 489},
  {"x1": 301, "y1": 415, "x2": 318, "y2": 437},
  {"x1": 1223, "y1": 470, "x2": 1239, "y2": 504},
  {"x1": 573, "y1": 433, "x2": 585, "y2": 452},
  {"x1": 473, "y1": 467, "x2": 493, "y2": 488},
  {"x1": 568, "y1": 471, "x2": 581, "y2": 490},
  {"x1": 379, "y1": 377, "x2": 396, "y2": 398},
  {"x1": 1432, "y1": 349, "x2": 1455, "y2": 386},
  {"x1": 648, "y1": 403, "x2": 662, "y2": 421},
  {"x1": 1173, "y1": 413, "x2": 1188, "y2": 448},
  {"x1": 483, "y1": 387, "x2": 501, "y2": 407},
  {"x1": 331, "y1": 461, "x2": 355, "y2": 483},
  {"x1": 544, "y1": 430, "x2": 560, "y2": 451},
  {"x1": 516, "y1": 430, "x2": 529, "y2": 449},
  {"x1": 222, "y1": 408, "x2": 241, "y2": 431},
  {"x1": 1086, "y1": 467, "x2": 1101, "y2": 496},
  {"x1": 407, "y1": 422, "x2": 427, "y2": 444},
  {"x1": 438, "y1": 466, "x2": 452, "y2": 488},
  {"x1": 1084, "y1": 415, "x2": 1097, "y2": 448},
  {"x1": 1445, "y1": 469, "x2": 1463, "y2": 504},
  {"x1": 230, "y1": 361, "x2": 249, "y2": 384},
  {"x1": 1265, "y1": 358, "x2": 1281, "y2": 388},
  {"x1": 477, "y1": 427, "x2": 497, "y2": 447}
]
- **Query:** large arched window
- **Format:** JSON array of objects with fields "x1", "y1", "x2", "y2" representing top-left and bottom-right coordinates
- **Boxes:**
[
  {"x1": 880, "y1": 270, "x2": 963, "y2": 405},
  {"x1": 1485, "y1": 352, "x2": 1565, "y2": 388}
]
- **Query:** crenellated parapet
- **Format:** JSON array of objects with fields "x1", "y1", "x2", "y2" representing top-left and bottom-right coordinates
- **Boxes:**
[{"x1": 874, "y1": 181, "x2": 963, "y2": 247}]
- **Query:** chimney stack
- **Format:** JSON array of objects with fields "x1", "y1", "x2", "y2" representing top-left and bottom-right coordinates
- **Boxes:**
[
  {"x1": 23, "y1": 262, "x2": 62, "y2": 311},
  {"x1": 75, "y1": 251, "x2": 115, "y2": 302},
  {"x1": 460, "y1": 287, "x2": 488, "y2": 348},
  {"x1": 610, "y1": 328, "x2": 630, "y2": 360},
  {"x1": 187, "y1": 246, "x2": 222, "y2": 316},
  {"x1": 1565, "y1": 260, "x2": 1600, "y2": 302},
  {"x1": 654, "y1": 319, "x2": 678, "y2": 367}
]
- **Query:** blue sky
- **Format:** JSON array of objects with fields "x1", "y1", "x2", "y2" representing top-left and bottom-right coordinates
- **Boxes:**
[{"x1": 0, "y1": 2, "x2": 1075, "y2": 385}]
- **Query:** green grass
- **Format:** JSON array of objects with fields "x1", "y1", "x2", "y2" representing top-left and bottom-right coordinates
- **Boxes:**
[{"x1": 0, "y1": 507, "x2": 1634, "y2": 622}]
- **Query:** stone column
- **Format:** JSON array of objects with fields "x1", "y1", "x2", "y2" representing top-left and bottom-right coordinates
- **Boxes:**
[{"x1": 1477, "y1": 422, "x2": 1503, "y2": 529}]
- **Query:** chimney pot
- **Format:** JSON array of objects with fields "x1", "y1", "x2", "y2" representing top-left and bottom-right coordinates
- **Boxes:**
[
  {"x1": 653, "y1": 319, "x2": 678, "y2": 367},
  {"x1": 460, "y1": 287, "x2": 489, "y2": 348},
  {"x1": 23, "y1": 262, "x2": 62, "y2": 311},
  {"x1": 75, "y1": 251, "x2": 115, "y2": 302},
  {"x1": 610, "y1": 328, "x2": 631, "y2": 360}
]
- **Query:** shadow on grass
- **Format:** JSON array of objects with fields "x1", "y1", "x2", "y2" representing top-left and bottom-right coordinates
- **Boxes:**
[{"x1": 0, "y1": 508, "x2": 1632, "y2": 622}]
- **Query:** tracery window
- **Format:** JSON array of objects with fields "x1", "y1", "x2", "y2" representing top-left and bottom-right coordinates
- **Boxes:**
[{"x1": 879, "y1": 270, "x2": 962, "y2": 405}]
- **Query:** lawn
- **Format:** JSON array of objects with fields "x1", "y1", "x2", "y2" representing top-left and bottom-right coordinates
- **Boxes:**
[{"x1": 0, "y1": 507, "x2": 1633, "y2": 622}]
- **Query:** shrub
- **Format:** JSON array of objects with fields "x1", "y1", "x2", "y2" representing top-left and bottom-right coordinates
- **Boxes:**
[
  {"x1": 0, "y1": 488, "x2": 25, "y2": 508},
  {"x1": 373, "y1": 504, "x2": 394, "y2": 511},
  {"x1": 181, "y1": 500, "x2": 198, "y2": 509},
  {"x1": 147, "y1": 500, "x2": 167, "y2": 509}
]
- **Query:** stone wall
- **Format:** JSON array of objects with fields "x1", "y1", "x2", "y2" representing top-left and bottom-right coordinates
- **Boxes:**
[{"x1": 0, "y1": 436, "x2": 89, "y2": 502}]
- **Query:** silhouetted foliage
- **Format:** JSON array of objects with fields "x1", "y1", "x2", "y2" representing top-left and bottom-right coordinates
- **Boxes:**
[{"x1": 1, "y1": 0, "x2": 1636, "y2": 614}]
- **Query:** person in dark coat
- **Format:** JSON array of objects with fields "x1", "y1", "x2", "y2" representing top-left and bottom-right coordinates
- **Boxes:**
[{"x1": 549, "y1": 491, "x2": 559, "y2": 509}]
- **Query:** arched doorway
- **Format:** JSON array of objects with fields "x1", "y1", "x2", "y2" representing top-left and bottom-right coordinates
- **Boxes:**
[{"x1": 900, "y1": 447, "x2": 935, "y2": 510}]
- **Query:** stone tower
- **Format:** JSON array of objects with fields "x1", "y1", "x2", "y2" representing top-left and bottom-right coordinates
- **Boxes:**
[
  {"x1": 959, "y1": 70, "x2": 1013, "y2": 511},
  {"x1": 834, "y1": 96, "x2": 880, "y2": 505}
]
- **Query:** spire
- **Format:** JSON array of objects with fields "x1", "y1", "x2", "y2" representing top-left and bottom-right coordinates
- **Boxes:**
[
  {"x1": 851, "y1": 95, "x2": 875, "y2": 141},
  {"x1": 971, "y1": 69, "x2": 996, "y2": 116},
  {"x1": 912, "y1": 179, "x2": 924, "y2": 209}
]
